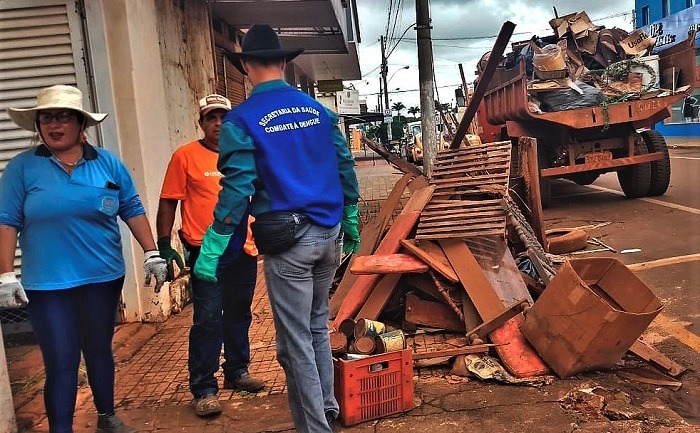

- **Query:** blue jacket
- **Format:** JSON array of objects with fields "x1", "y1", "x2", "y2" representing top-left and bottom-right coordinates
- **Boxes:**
[{"x1": 212, "y1": 80, "x2": 359, "y2": 234}]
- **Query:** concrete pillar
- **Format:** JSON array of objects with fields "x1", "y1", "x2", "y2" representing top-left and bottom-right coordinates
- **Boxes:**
[{"x1": 0, "y1": 332, "x2": 17, "y2": 433}]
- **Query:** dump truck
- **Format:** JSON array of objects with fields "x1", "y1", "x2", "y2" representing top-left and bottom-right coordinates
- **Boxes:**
[{"x1": 479, "y1": 34, "x2": 696, "y2": 207}]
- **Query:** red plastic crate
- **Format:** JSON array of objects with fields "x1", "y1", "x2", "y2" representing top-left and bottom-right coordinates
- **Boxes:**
[{"x1": 333, "y1": 349, "x2": 414, "y2": 426}]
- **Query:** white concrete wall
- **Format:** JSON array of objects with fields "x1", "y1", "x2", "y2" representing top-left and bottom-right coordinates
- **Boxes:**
[{"x1": 98, "y1": 0, "x2": 214, "y2": 322}]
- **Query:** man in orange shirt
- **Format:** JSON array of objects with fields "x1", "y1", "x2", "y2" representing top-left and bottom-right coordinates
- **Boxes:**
[{"x1": 156, "y1": 94, "x2": 264, "y2": 417}]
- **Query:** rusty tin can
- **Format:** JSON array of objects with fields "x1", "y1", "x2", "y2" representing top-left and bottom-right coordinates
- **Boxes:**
[
  {"x1": 354, "y1": 318, "x2": 386, "y2": 339},
  {"x1": 375, "y1": 330, "x2": 406, "y2": 353}
]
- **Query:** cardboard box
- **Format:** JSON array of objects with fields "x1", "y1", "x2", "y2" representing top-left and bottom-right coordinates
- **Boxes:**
[{"x1": 521, "y1": 258, "x2": 662, "y2": 378}]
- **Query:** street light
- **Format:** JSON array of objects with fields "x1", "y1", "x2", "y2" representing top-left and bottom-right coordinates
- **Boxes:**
[{"x1": 387, "y1": 65, "x2": 409, "y2": 86}]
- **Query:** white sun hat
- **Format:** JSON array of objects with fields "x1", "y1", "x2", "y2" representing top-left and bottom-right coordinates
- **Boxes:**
[{"x1": 7, "y1": 85, "x2": 107, "y2": 132}]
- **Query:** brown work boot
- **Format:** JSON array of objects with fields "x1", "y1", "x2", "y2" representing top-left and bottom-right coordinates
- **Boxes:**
[
  {"x1": 95, "y1": 413, "x2": 137, "y2": 433},
  {"x1": 223, "y1": 373, "x2": 265, "y2": 393},
  {"x1": 193, "y1": 394, "x2": 222, "y2": 417}
]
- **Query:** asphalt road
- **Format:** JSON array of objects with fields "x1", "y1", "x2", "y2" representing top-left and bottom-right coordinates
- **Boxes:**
[{"x1": 543, "y1": 146, "x2": 700, "y2": 394}]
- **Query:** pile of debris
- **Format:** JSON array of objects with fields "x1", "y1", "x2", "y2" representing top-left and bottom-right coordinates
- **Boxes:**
[
  {"x1": 484, "y1": 10, "x2": 693, "y2": 112},
  {"x1": 329, "y1": 134, "x2": 686, "y2": 387}
]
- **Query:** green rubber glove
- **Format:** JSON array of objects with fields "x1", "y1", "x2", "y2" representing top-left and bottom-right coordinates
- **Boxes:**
[
  {"x1": 193, "y1": 226, "x2": 231, "y2": 282},
  {"x1": 157, "y1": 236, "x2": 185, "y2": 281},
  {"x1": 341, "y1": 204, "x2": 360, "y2": 255}
]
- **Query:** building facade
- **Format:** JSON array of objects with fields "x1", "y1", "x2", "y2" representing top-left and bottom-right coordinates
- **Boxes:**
[
  {"x1": 635, "y1": 1, "x2": 700, "y2": 136},
  {"x1": 0, "y1": 0, "x2": 361, "y2": 328}
]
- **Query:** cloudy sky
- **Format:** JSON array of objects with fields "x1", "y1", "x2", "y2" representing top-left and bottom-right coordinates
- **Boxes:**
[{"x1": 351, "y1": 0, "x2": 636, "y2": 112}]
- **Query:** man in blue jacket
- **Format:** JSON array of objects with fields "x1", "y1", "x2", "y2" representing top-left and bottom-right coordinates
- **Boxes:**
[{"x1": 194, "y1": 24, "x2": 360, "y2": 433}]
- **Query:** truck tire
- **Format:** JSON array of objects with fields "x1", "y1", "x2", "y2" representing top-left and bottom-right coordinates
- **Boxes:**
[
  {"x1": 569, "y1": 172, "x2": 600, "y2": 186},
  {"x1": 617, "y1": 142, "x2": 651, "y2": 198},
  {"x1": 640, "y1": 130, "x2": 671, "y2": 196},
  {"x1": 546, "y1": 228, "x2": 588, "y2": 254}
]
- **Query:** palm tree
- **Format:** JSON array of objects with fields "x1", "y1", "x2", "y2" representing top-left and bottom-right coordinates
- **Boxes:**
[
  {"x1": 407, "y1": 106, "x2": 420, "y2": 117},
  {"x1": 391, "y1": 101, "x2": 406, "y2": 117}
]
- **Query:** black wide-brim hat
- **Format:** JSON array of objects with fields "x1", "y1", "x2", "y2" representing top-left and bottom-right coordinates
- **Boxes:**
[{"x1": 227, "y1": 24, "x2": 304, "y2": 75}]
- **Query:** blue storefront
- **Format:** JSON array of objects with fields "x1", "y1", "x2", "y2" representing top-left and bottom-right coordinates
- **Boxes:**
[{"x1": 636, "y1": 3, "x2": 700, "y2": 137}]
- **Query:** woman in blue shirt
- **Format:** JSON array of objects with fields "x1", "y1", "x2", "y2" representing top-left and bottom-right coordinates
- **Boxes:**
[{"x1": 0, "y1": 85, "x2": 167, "y2": 433}]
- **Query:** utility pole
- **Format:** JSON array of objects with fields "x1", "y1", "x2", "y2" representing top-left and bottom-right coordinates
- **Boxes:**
[
  {"x1": 380, "y1": 35, "x2": 392, "y2": 142},
  {"x1": 416, "y1": 0, "x2": 436, "y2": 178}
]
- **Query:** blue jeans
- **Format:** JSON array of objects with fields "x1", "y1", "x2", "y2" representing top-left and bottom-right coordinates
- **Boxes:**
[
  {"x1": 186, "y1": 244, "x2": 257, "y2": 398},
  {"x1": 25, "y1": 277, "x2": 125, "y2": 433},
  {"x1": 264, "y1": 223, "x2": 341, "y2": 433}
]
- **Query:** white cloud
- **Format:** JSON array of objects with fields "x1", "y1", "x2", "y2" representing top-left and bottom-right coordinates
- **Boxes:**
[{"x1": 352, "y1": 0, "x2": 635, "y2": 111}]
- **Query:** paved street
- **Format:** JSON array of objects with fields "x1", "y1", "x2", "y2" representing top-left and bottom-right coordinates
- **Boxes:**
[{"x1": 6, "y1": 148, "x2": 700, "y2": 432}]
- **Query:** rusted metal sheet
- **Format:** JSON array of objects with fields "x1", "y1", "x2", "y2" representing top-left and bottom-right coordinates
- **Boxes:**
[{"x1": 541, "y1": 152, "x2": 664, "y2": 177}]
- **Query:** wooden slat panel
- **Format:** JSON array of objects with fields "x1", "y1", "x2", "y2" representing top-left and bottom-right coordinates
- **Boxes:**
[{"x1": 415, "y1": 229, "x2": 505, "y2": 240}]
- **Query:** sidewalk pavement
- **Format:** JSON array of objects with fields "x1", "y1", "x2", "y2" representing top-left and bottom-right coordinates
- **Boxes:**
[{"x1": 6, "y1": 159, "x2": 698, "y2": 433}]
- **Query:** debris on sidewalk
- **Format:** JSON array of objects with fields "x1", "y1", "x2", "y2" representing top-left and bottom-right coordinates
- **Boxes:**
[{"x1": 326, "y1": 130, "x2": 687, "y2": 427}]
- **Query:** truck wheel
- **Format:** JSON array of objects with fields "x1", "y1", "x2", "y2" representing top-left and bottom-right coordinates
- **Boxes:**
[
  {"x1": 569, "y1": 172, "x2": 600, "y2": 186},
  {"x1": 641, "y1": 130, "x2": 671, "y2": 196},
  {"x1": 617, "y1": 142, "x2": 651, "y2": 198}
]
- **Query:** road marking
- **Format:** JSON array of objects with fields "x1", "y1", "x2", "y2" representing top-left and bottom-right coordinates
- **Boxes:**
[
  {"x1": 630, "y1": 254, "x2": 700, "y2": 352},
  {"x1": 588, "y1": 185, "x2": 700, "y2": 215},
  {"x1": 628, "y1": 253, "x2": 700, "y2": 271},
  {"x1": 670, "y1": 156, "x2": 700, "y2": 160},
  {"x1": 649, "y1": 313, "x2": 700, "y2": 352}
]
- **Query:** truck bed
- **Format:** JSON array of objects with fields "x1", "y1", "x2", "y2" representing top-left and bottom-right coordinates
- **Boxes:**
[{"x1": 482, "y1": 61, "x2": 687, "y2": 130}]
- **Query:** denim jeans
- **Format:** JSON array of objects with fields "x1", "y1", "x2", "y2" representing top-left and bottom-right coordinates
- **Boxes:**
[
  {"x1": 25, "y1": 277, "x2": 125, "y2": 433},
  {"x1": 264, "y1": 223, "x2": 341, "y2": 433},
  {"x1": 186, "y1": 245, "x2": 257, "y2": 398}
]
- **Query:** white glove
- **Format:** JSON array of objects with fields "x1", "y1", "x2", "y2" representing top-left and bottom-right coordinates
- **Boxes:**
[
  {"x1": 0, "y1": 272, "x2": 28, "y2": 308},
  {"x1": 144, "y1": 250, "x2": 167, "y2": 293}
]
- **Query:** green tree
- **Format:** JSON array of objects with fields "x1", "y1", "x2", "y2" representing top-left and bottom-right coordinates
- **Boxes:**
[
  {"x1": 391, "y1": 101, "x2": 406, "y2": 117},
  {"x1": 407, "y1": 106, "x2": 420, "y2": 116}
]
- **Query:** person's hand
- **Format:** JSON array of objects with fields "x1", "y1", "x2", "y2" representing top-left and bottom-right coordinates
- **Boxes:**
[
  {"x1": 341, "y1": 204, "x2": 360, "y2": 255},
  {"x1": 193, "y1": 226, "x2": 231, "y2": 282},
  {"x1": 157, "y1": 236, "x2": 185, "y2": 281},
  {"x1": 144, "y1": 250, "x2": 168, "y2": 293},
  {"x1": 0, "y1": 272, "x2": 28, "y2": 308}
]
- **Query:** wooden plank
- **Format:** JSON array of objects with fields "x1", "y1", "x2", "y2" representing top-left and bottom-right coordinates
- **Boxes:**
[
  {"x1": 417, "y1": 222, "x2": 504, "y2": 234},
  {"x1": 415, "y1": 229, "x2": 505, "y2": 240},
  {"x1": 460, "y1": 291, "x2": 481, "y2": 334},
  {"x1": 419, "y1": 217, "x2": 504, "y2": 229},
  {"x1": 412, "y1": 344, "x2": 499, "y2": 360},
  {"x1": 401, "y1": 185, "x2": 436, "y2": 214},
  {"x1": 433, "y1": 154, "x2": 511, "y2": 169},
  {"x1": 329, "y1": 173, "x2": 412, "y2": 317},
  {"x1": 440, "y1": 239, "x2": 505, "y2": 322},
  {"x1": 355, "y1": 273, "x2": 402, "y2": 321},
  {"x1": 466, "y1": 299, "x2": 526, "y2": 340},
  {"x1": 629, "y1": 339, "x2": 687, "y2": 377},
  {"x1": 400, "y1": 239, "x2": 458, "y2": 282},
  {"x1": 519, "y1": 137, "x2": 547, "y2": 248},
  {"x1": 421, "y1": 209, "x2": 504, "y2": 220},
  {"x1": 432, "y1": 174, "x2": 508, "y2": 185},
  {"x1": 361, "y1": 134, "x2": 424, "y2": 176},
  {"x1": 332, "y1": 211, "x2": 422, "y2": 328},
  {"x1": 424, "y1": 199, "x2": 502, "y2": 209},
  {"x1": 405, "y1": 293, "x2": 465, "y2": 332},
  {"x1": 350, "y1": 253, "x2": 429, "y2": 275}
]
